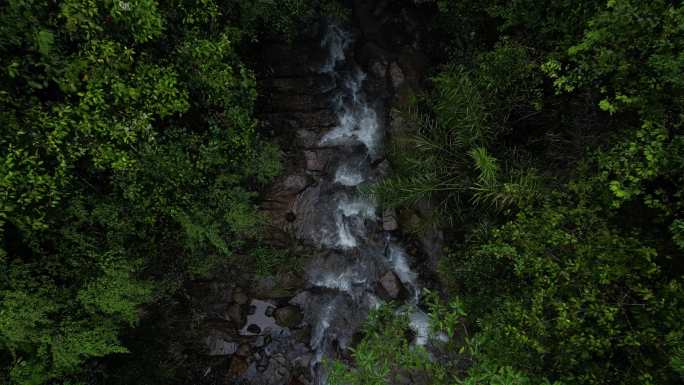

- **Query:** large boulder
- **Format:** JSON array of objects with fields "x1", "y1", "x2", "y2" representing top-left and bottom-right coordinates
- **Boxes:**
[
  {"x1": 274, "y1": 305, "x2": 304, "y2": 328},
  {"x1": 378, "y1": 270, "x2": 403, "y2": 300}
]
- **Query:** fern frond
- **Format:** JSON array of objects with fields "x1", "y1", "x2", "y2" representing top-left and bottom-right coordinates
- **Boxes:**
[{"x1": 469, "y1": 147, "x2": 499, "y2": 185}]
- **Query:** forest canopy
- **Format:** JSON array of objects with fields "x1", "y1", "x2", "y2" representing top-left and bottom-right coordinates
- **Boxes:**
[
  {"x1": 340, "y1": 0, "x2": 684, "y2": 384},
  {"x1": 1, "y1": 0, "x2": 683, "y2": 385},
  {"x1": 0, "y1": 0, "x2": 332, "y2": 383}
]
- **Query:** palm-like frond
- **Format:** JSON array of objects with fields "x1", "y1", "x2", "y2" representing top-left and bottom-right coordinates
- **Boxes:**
[
  {"x1": 469, "y1": 147, "x2": 499, "y2": 185},
  {"x1": 471, "y1": 168, "x2": 540, "y2": 211}
]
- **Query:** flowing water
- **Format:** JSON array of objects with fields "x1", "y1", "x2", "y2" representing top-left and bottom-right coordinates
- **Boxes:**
[{"x1": 289, "y1": 24, "x2": 434, "y2": 385}]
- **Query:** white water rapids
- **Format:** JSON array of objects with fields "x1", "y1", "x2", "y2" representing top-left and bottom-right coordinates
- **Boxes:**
[{"x1": 291, "y1": 24, "x2": 437, "y2": 385}]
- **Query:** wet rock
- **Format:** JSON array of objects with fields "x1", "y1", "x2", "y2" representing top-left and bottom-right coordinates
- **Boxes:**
[
  {"x1": 292, "y1": 352, "x2": 313, "y2": 368},
  {"x1": 293, "y1": 110, "x2": 338, "y2": 128},
  {"x1": 226, "y1": 303, "x2": 247, "y2": 329},
  {"x1": 257, "y1": 359, "x2": 269, "y2": 372},
  {"x1": 255, "y1": 335, "x2": 266, "y2": 348},
  {"x1": 378, "y1": 271, "x2": 403, "y2": 299},
  {"x1": 417, "y1": 200, "x2": 445, "y2": 273},
  {"x1": 295, "y1": 374, "x2": 313, "y2": 385},
  {"x1": 210, "y1": 282, "x2": 234, "y2": 303},
  {"x1": 283, "y1": 174, "x2": 309, "y2": 192},
  {"x1": 296, "y1": 129, "x2": 321, "y2": 148},
  {"x1": 268, "y1": 74, "x2": 336, "y2": 95},
  {"x1": 273, "y1": 352, "x2": 287, "y2": 365},
  {"x1": 389, "y1": 62, "x2": 406, "y2": 89},
  {"x1": 262, "y1": 355, "x2": 290, "y2": 385},
  {"x1": 247, "y1": 324, "x2": 262, "y2": 334},
  {"x1": 304, "y1": 150, "x2": 327, "y2": 172},
  {"x1": 240, "y1": 299, "x2": 283, "y2": 336},
  {"x1": 389, "y1": 108, "x2": 410, "y2": 135},
  {"x1": 269, "y1": 94, "x2": 329, "y2": 112},
  {"x1": 236, "y1": 343, "x2": 251, "y2": 358},
  {"x1": 291, "y1": 324, "x2": 311, "y2": 345},
  {"x1": 370, "y1": 60, "x2": 388, "y2": 79},
  {"x1": 254, "y1": 273, "x2": 306, "y2": 299},
  {"x1": 288, "y1": 291, "x2": 311, "y2": 307},
  {"x1": 233, "y1": 289, "x2": 249, "y2": 305},
  {"x1": 265, "y1": 306, "x2": 276, "y2": 317},
  {"x1": 383, "y1": 208, "x2": 399, "y2": 231},
  {"x1": 205, "y1": 335, "x2": 238, "y2": 356},
  {"x1": 229, "y1": 356, "x2": 249, "y2": 377},
  {"x1": 274, "y1": 305, "x2": 303, "y2": 328},
  {"x1": 397, "y1": 48, "x2": 430, "y2": 88},
  {"x1": 264, "y1": 342, "x2": 277, "y2": 357},
  {"x1": 261, "y1": 43, "x2": 320, "y2": 77}
]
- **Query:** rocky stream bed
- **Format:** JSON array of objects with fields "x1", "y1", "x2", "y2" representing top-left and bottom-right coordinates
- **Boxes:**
[{"x1": 193, "y1": 3, "x2": 444, "y2": 384}]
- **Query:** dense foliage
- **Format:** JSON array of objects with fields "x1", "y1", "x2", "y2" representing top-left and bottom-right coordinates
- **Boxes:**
[
  {"x1": 2, "y1": 0, "x2": 683, "y2": 384},
  {"x1": 353, "y1": 0, "x2": 684, "y2": 384},
  {"x1": 0, "y1": 1, "x2": 342, "y2": 384}
]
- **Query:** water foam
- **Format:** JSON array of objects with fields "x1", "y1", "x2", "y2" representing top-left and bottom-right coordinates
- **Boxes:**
[{"x1": 334, "y1": 164, "x2": 364, "y2": 186}]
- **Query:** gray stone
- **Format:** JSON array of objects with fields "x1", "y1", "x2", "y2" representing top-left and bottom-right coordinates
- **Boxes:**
[
  {"x1": 379, "y1": 271, "x2": 402, "y2": 299},
  {"x1": 382, "y1": 208, "x2": 399, "y2": 231},
  {"x1": 226, "y1": 303, "x2": 245, "y2": 329},
  {"x1": 389, "y1": 108, "x2": 412, "y2": 135},
  {"x1": 229, "y1": 356, "x2": 249, "y2": 376},
  {"x1": 389, "y1": 62, "x2": 406, "y2": 89},
  {"x1": 265, "y1": 306, "x2": 275, "y2": 317},
  {"x1": 304, "y1": 150, "x2": 326, "y2": 172},
  {"x1": 417, "y1": 200, "x2": 445, "y2": 274},
  {"x1": 274, "y1": 305, "x2": 304, "y2": 328},
  {"x1": 293, "y1": 353, "x2": 313, "y2": 368},
  {"x1": 233, "y1": 289, "x2": 249, "y2": 305},
  {"x1": 235, "y1": 343, "x2": 251, "y2": 357},
  {"x1": 205, "y1": 335, "x2": 238, "y2": 356},
  {"x1": 240, "y1": 299, "x2": 282, "y2": 336},
  {"x1": 371, "y1": 60, "x2": 388, "y2": 79},
  {"x1": 253, "y1": 273, "x2": 306, "y2": 299},
  {"x1": 273, "y1": 353, "x2": 287, "y2": 365},
  {"x1": 270, "y1": 94, "x2": 328, "y2": 112},
  {"x1": 264, "y1": 343, "x2": 276, "y2": 357},
  {"x1": 296, "y1": 129, "x2": 320, "y2": 148},
  {"x1": 255, "y1": 336, "x2": 265, "y2": 348},
  {"x1": 283, "y1": 175, "x2": 309, "y2": 192}
]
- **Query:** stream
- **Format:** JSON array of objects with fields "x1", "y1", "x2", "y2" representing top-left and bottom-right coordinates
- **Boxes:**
[{"x1": 288, "y1": 23, "x2": 433, "y2": 385}]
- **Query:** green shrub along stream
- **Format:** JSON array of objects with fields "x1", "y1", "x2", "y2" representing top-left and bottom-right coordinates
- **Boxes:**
[
  {"x1": 338, "y1": 1, "x2": 684, "y2": 384},
  {"x1": 1, "y1": 1, "x2": 683, "y2": 384},
  {"x1": 0, "y1": 1, "x2": 344, "y2": 383}
]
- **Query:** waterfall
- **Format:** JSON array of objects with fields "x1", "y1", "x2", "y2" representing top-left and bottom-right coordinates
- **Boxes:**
[{"x1": 289, "y1": 24, "x2": 434, "y2": 385}]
